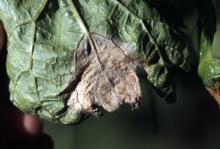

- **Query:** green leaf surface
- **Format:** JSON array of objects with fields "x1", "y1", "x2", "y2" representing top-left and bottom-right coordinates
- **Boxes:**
[
  {"x1": 198, "y1": 0, "x2": 219, "y2": 93},
  {"x1": 0, "y1": 0, "x2": 190, "y2": 124},
  {"x1": 199, "y1": 33, "x2": 220, "y2": 90}
]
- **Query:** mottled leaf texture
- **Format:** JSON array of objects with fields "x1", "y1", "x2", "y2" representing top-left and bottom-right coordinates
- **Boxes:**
[
  {"x1": 0, "y1": 0, "x2": 190, "y2": 124},
  {"x1": 198, "y1": 34, "x2": 220, "y2": 103}
]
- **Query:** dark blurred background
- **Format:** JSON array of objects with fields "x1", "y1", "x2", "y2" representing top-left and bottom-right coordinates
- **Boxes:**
[{"x1": 43, "y1": 0, "x2": 220, "y2": 149}]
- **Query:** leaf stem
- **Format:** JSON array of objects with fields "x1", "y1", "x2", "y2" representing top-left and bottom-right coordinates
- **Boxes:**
[{"x1": 67, "y1": 0, "x2": 103, "y2": 69}]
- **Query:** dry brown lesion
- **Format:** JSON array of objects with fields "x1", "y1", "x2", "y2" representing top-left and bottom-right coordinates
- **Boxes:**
[
  {"x1": 67, "y1": 34, "x2": 141, "y2": 116},
  {"x1": 206, "y1": 82, "x2": 220, "y2": 105}
]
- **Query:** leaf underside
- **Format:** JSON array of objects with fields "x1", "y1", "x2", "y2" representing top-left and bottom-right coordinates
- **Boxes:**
[{"x1": 0, "y1": 0, "x2": 190, "y2": 124}]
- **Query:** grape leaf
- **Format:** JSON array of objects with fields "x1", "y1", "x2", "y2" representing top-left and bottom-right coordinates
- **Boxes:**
[
  {"x1": 0, "y1": 0, "x2": 190, "y2": 124},
  {"x1": 198, "y1": 33, "x2": 220, "y2": 104},
  {"x1": 197, "y1": 0, "x2": 220, "y2": 104}
]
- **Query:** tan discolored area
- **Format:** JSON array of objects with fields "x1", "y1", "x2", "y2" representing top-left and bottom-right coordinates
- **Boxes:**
[
  {"x1": 66, "y1": 34, "x2": 141, "y2": 116},
  {"x1": 206, "y1": 82, "x2": 220, "y2": 105}
]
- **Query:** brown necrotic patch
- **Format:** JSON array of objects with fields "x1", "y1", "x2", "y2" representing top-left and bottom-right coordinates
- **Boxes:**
[
  {"x1": 207, "y1": 81, "x2": 220, "y2": 105},
  {"x1": 65, "y1": 34, "x2": 141, "y2": 116}
]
